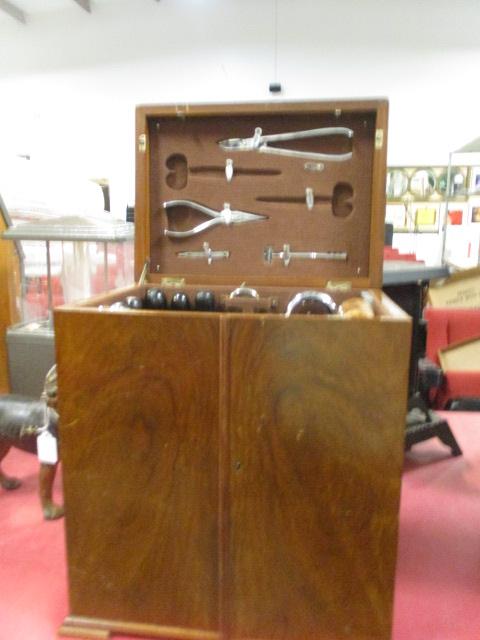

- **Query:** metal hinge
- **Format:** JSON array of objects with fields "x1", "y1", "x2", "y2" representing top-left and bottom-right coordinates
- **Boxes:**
[
  {"x1": 138, "y1": 133, "x2": 147, "y2": 153},
  {"x1": 326, "y1": 280, "x2": 352, "y2": 292},
  {"x1": 375, "y1": 129, "x2": 384, "y2": 150},
  {"x1": 175, "y1": 104, "x2": 189, "y2": 119}
]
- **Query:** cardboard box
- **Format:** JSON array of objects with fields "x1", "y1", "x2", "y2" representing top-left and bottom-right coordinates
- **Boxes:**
[
  {"x1": 428, "y1": 266, "x2": 480, "y2": 308},
  {"x1": 439, "y1": 335, "x2": 480, "y2": 371}
]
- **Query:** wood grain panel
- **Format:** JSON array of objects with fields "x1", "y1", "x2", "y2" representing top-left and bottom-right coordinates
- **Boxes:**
[
  {"x1": 54, "y1": 310, "x2": 220, "y2": 633},
  {"x1": 223, "y1": 315, "x2": 410, "y2": 640}
]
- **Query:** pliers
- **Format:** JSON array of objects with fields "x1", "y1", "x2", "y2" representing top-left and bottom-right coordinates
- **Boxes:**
[
  {"x1": 218, "y1": 126, "x2": 353, "y2": 162},
  {"x1": 163, "y1": 199, "x2": 268, "y2": 238}
]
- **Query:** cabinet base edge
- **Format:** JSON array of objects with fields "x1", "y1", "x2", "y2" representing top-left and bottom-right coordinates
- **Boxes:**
[
  {"x1": 59, "y1": 615, "x2": 220, "y2": 640},
  {"x1": 58, "y1": 623, "x2": 110, "y2": 639}
]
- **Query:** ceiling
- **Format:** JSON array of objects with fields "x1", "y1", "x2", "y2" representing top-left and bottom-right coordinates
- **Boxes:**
[{"x1": 0, "y1": 0, "x2": 159, "y2": 23}]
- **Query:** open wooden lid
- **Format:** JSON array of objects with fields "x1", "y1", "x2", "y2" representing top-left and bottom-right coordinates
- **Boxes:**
[{"x1": 135, "y1": 99, "x2": 388, "y2": 289}]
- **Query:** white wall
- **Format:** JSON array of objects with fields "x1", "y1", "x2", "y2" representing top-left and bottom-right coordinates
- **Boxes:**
[{"x1": 1, "y1": 0, "x2": 480, "y2": 217}]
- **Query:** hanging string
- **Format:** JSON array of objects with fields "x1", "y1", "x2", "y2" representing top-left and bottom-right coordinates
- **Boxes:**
[{"x1": 273, "y1": 0, "x2": 278, "y2": 82}]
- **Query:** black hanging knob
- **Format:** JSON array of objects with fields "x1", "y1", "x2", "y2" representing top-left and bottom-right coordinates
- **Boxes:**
[
  {"x1": 194, "y1": 290, "x2": 216, "y2": 312},
  {"x1": 145, "y1": 288, "x2": 167, "y2": 310},
  {"x1": 170, "y1": 292, "x2": 191, "y2": 311},
  {"x1": 125, "y1": 296, "x2": 144, "y2": 310}
]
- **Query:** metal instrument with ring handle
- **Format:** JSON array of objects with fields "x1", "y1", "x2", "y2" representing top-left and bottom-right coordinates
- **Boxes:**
[
  {"x1": 163, "y1": 200, "x2": 268, "y2": 239},
  {"x1": 219, "y1": 126, "x2": 354, "y2": 162},
  {"x1": 229, "y1": 286, "x2": 259, "y2": 299},
  {"x1": 285, "y1": 291, "x2": 338, "y2": 317}
]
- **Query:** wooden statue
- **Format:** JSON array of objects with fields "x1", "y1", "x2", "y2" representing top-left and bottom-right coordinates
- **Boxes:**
[{"x1": 0, "y1": 365, "x2": 63, "y2": 520}]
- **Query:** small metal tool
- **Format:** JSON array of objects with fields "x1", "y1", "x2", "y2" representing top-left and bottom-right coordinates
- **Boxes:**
[
  {"x1": 285, "y1": 291, "x2": 337, "y2": 317},
  {"x1": 176, "y1": 242, "x2": 230, "y2": 264},
  {"x1": 163, "y1": 200, "x2": 268, "y2": 239},
  {"x1": 264, "y1": 244, "x2": 348, "y2": 267},
  {"x1": 225, "y1": 159, "x2": 234, "y2": 182},
  {"x1": 304, "y1": 161, "x2": 325, "y2": 172},
  {"x1": 305, "y1": 188, "x2": 314, "y2": 211},
  {"x1": 219, "y1": 126, "x2": 353, "y2": 162},
  {"x1": 229, "y1": 285, "x2": 259, "y2": 299}
]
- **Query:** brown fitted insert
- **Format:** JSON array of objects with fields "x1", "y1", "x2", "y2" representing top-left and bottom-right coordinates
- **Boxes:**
[{"x1": 146, "y1": 108, "x2": 378, "y2": 283}]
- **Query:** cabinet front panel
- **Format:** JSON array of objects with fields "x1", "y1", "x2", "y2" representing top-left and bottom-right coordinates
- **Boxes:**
[
  {"x1": 55, "y1": 311, "x2": 220, "y2": 632},
  {"x1": 223, "y1": 316, "x2": 410, "y2": 640}
]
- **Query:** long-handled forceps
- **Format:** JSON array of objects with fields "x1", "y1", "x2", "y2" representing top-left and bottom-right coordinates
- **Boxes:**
[
  {"x1": 163, "y1": 199, "x2": 268, "y2": 238},
  {"x1": 219, "y1": 126, "x2": 353, "y2": 162}
]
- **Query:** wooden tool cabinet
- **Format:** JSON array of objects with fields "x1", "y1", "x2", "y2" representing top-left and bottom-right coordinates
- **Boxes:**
[{"x1": 55, "y1": 100, "x2": 411, "y2": 640}]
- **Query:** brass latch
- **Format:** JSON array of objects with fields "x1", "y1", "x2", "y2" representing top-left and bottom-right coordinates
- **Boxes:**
[
  {"x1": 138, "y1": 133, "x2": 147, "y2": 153},
  {"x1": 175, "y1": 104, "x2": 189, "y2": 119},
  {"x1": 326, "y1": 280, "x2": 352, "y2": 292},
  {"x1": 160, "y1": 276, "x2": 186, "y2": 287},
  {"x1": 375, "y1": 129, "x2": 384, "y2": 150}
]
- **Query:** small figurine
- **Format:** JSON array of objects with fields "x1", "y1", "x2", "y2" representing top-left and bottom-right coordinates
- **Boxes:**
[{"x1": 0, "y1": 365, "x2": 63, "y2": 520}]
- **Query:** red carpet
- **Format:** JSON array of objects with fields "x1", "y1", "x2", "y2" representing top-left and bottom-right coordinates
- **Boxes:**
[
  {"x1": 393, "y1": 411, "x2": 480, "y2": 640},
  {"x1": 1, "y1": 412, "x2": 479, "y2": 640}
]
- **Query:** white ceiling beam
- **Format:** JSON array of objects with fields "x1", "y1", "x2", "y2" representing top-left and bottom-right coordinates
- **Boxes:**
[
  {"x1": 72, "y1": 0, "x2": 91, "y2": 12},
  {"x1": 0, "y1": 0, "x2": 26, "y2": 24}
]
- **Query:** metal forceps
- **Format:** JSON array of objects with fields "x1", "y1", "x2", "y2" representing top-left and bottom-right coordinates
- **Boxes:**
[
  {"x1": 219, "y1": 126, "x2": 354, "y2": 162},
  {"x1": 163, "y1": 199, "x2": 268, "y2": 238}
]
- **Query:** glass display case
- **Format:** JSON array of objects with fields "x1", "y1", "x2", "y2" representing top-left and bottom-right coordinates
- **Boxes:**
[
  {"x1": 1, "y1": 213, "x2": 134, "y2": 395},
  {"x1": 442, "y1": 138, "x2": 480, "y2": 268}
]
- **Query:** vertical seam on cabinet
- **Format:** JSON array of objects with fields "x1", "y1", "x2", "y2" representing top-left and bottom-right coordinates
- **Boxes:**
[{"x1": 218, "y1": 315, "x2": 229, "y2": 640}]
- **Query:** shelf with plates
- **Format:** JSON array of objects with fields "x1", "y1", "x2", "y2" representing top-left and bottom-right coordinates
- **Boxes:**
[{"x1": 386, "y1": 165, "x2": 474, "y2": 234}]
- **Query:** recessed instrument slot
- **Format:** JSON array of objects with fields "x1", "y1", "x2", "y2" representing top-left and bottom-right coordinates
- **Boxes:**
[
  {"x1": 189, "y1": 166, "x2": 281, "y2": 178},
  {"x1": 256, "y1": 182, "x2": 354, "y2": 217},
  {"x1": 165, "y1": 153, "x2": 282, "y2": 190},
  {"x1": 332, "y1": 182, "x2": 354, "y2": 217},
  {"x1": 166, "y1": 153, "x2": 188, "y2": 189}
]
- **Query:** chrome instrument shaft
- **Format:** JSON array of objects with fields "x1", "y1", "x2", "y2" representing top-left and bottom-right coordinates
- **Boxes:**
[
  {"x1": 176, "y1": 242, "x2": 230, "y2": 265},
  {"x1": 264, "y1": 244, "x2": 348, "y2": 267}
]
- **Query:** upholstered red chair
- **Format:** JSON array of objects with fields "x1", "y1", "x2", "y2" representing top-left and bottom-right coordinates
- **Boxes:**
[{"x1": 423, "y1": 307, "x2": 480, "y2": 409}]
